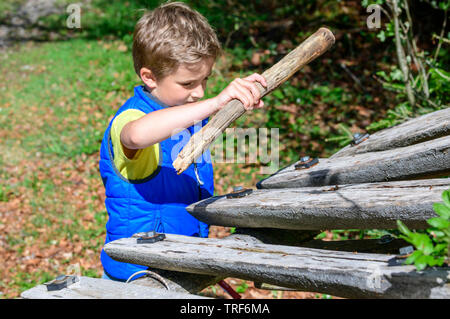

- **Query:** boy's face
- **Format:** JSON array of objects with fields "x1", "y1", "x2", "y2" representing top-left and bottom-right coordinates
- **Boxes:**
[{"x1": 142, "y1": 57, "x2": 214, "y2": 107}]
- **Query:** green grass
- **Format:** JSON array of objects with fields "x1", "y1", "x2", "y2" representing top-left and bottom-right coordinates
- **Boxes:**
[{"x1": 0, "y1": 39, "x2": 140, "y2": 160}]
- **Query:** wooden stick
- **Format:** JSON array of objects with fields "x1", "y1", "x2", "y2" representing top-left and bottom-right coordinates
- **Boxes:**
[{"x1": 173, "y1": 27, "x2": 335, "y2": 174}]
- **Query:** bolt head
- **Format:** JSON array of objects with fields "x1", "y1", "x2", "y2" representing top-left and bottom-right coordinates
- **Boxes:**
[
  {"x1": 399, "y1": 246, "x2": 414, "y2": 255},
  {"x1": 55, "y1": 275, "x2": 66, "y2": 281},
  {"x1": 300, "y1": 156, "x2": 310, "y2": 162}
]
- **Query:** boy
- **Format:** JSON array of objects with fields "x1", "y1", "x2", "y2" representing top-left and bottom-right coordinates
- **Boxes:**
[{"x1": 99, "y1": 2, "x2": 266, "y2": 282}]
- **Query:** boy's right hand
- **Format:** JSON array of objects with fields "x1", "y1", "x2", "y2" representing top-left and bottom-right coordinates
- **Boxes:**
[{"x1": 214, "y1": 73, "x2": 267, "y2": 112}]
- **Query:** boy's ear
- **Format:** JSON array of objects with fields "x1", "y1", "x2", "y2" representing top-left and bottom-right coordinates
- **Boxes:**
[{"x1": 140, "y1": 67, "x2": 158, "y2": 89}]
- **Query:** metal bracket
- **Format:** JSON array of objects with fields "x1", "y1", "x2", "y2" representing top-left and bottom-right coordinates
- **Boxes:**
[
  {"x1": 351, "y1": 133, "x2": 369, "y2": 146},
  {"x1": 226, "y1": 186, "x2": 253, "y2": 199},
  {"x1": 44, "y1": 275, "x2": 79, "y2": 291},
  {"x1": 377, "y1": 234, "x2": 395, "y2": 245},
  {"x1": 132, "y1": 231, "x2": 166, "y2": 244},
  {"x1": 398, "y1": 245, "x2": 414, "y2": 257},
  {"x1": 390, "y1": 245, "x2": 415, "y2": 265},
  {"x1": 294, "y1": 156, "x2": 319, "y2": 170}
]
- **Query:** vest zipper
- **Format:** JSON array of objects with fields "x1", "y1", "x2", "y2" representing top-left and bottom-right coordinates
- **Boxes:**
[{"x1": 193, "y1": 163, "x2": 204, "y2": 201}]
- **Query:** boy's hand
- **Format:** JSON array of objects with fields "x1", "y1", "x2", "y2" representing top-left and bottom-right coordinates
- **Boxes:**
[{"x1": 214, "y1": 73, "x2": 267, "y2": 112}]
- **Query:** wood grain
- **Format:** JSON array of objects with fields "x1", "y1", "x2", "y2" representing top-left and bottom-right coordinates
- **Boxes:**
[
  {"x1": 20, "y1": 276, "x2": 209, "y2": 299},
  {"x1": 257, "y1": 136, "x2": 450, "y2": 189},
  {"x1": 187, "y1": 179, "x2": 450, "y2": 230},
  {"x1": 332, "y1": 108, "x2": 450, "y2": 158}
]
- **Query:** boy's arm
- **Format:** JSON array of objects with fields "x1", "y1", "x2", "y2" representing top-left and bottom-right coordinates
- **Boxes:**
[{"x1": 121, "y1": 74, "x2": 267, "y2": 151}]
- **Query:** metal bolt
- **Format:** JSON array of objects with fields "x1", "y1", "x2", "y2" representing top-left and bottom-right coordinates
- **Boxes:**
[
  {"x1": 378, "y1": 234, "x2": 394, "y2": 244},
  {"x1": 55, "y1": 274, "x2": 66, "y2": 281},
  {"x1": 227, "y1": 187, "x2": 253, "y2": 199},
  {"x1": 300, "y1": 156, "x2": 310, "y2": 163},
  {"x1": 295, "y1": 157, "x2": 319, "y2": 170},
  {"x1": 351, "y1": 132, "x2": 370, "y2": 146},
  {"x1": 399, "y1": 246, "x2": 414, "y2": 256}
]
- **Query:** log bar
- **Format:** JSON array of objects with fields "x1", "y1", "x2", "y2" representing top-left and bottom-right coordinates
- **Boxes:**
[
  {"x1": 20, "y1": 276, "x2": 209, "y2": 299},
  {"x1": 257, "y1": 136, "x2": 450, "y2": 189},
  {"x1": 187, "y1": 179, "x2": 450, "y2": 230},
  {"x1": 173, "y1": 27, "x2": 335, "y2": 174},
  {"x1": 104, "y1": 234, "x2": 450, "y2": 299},
  {"x1": 331, "y1": 108, "x2": 450, "y2": 158}
]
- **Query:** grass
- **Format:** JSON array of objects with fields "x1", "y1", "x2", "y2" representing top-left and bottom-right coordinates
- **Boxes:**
[{"x1": 0, "y1": 39, "x2": 139, "y2": 158}]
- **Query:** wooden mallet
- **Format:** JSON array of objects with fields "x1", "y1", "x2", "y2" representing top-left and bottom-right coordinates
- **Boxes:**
[{"x1": 173, "y1": 27, "x2": 336, "y2": 174}]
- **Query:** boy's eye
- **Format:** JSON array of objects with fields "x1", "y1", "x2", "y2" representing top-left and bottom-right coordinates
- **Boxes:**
[{"x1": 181, "y1": 77, "x2": 209, "y2": 87}]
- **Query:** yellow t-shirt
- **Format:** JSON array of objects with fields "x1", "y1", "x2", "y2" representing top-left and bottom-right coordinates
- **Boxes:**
[{"x1": 110, "y1": 109, "x2": 159, "y2": 180}]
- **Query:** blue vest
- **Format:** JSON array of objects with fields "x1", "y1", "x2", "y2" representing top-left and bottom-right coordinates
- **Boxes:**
[{"x1": 99, "y1": 85, "x2": 214, "y2": 280}]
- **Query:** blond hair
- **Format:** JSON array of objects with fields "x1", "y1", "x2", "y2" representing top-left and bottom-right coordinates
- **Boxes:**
[{"x1": 132, "y1": 2, "x2": 222, "y2": 80}]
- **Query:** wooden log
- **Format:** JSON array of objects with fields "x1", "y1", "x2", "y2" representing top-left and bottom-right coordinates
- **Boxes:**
[
  {"x1": 233, "y1": 228, "x2": 319, "y2": 247},
  {"x1": 186, "y1": 179, "x2": 450, "y2": 230},
  {"x1": 257, "y1": 136, "x2": 450, "y2": 189},
  {"x1": 300, "y1": 238, "x2": 410, "y2": 254},
  {"x1": 252, "y1": 238, "x2": 410, "y2": 292},
  {"x1": 130, "y1": 269, "x2": 223, "y2": 294},
  {"x1": 331, "y1": 108, "x2": 450, "y2": 158},
  {"x1": 172, "y1": 27, "x2": 335, "y2": 174},
  {"x1": 104, "y1": 234, "x2": 450, "y2": 299},
  {"x1": 20, "y1": 276, "x2": 209, "y2": 299}
]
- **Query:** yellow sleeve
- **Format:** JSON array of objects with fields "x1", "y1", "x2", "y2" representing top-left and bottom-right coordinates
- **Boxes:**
[{"x1": 110, "y1": 109, "x2": 159, "y2": 181}]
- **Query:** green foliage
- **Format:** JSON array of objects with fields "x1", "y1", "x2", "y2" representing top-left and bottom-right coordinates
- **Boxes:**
[
  {"x1": 325, "y1": 123, "x2": 353, "y2": 147},
  {"x1": 397, "y1": 189, "x2": 450, "y2": 271},
  {"x1": 0, "y1": 185, "x2": 13, "y2": 202},
  {"x1": 235, "y1": 280, "x2": 249, "y2": 293},
  {"x1": 362, "y1": 0, "x2": 449, "y2": 133}
]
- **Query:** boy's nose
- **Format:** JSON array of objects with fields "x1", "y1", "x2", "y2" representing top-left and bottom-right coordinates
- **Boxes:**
[{"x1": 190, "y1": 84, "x2": 204, "y2": 100}]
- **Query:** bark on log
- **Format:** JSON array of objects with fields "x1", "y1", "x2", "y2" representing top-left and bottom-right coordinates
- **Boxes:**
[
  {"x1": 104, "y1": 234, "x2": 450, "y2": 299},
  {"x1": 257, "y1": 136, "x2": 450, "y2": 189},
  {"x1": 186, "y1": 179, "x2": 450, "y2": 230},
  {"x1": 253, "y1": 238, "x2": 411, "y2": 291},
  {"x1": 172, "y1": 27, "x2": 335, "y2": 174},
  {"x1": 233, "y1": 228, "x2": 319, "y2": 246},
  {"x1": 20, "y1": 276, "x2": 209, "y2": 299},
  {"x1": 130, "y1": 269, "x2": 223, "y2": 294},
  {"x1": 331, "y1": 108, "x2": 450, "y2": 158},
  {"x1": 300, "y1": 238, "x2": 410, "y2": 254}
]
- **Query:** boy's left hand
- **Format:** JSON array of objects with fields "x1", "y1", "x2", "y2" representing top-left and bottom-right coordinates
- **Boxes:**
[
  {"x1": 213, "y1": 73, "x2": 267, "y2": 112},
  {"x1": 238, "y1": 73, "x2": 267, "y2": 111}
]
